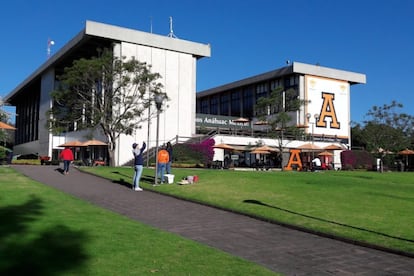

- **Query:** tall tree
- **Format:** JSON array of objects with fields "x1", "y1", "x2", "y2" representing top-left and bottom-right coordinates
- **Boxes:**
[
  {"x1": 255, "y1": 87, "x2": 306, "y2": 168},
  {"x1": 353, "y1": 101, "x2": 414, "y2": 171},
  {"x1": 360, "y1": 101, "x2": 414, "y2": 152},
  {"x1": 48, "y1": 48, "x2": 165, "y2": 166},
  {"x1": 0, "y1": 98, "x2": 14, "y2": 148}
]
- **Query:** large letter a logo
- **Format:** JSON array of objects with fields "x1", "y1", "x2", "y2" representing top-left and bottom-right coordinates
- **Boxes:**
[
  {"x1": 317, "y1": 92, "x2": 340, "y2": 129},
  {"x1": 284, "y1": 149, "x2": 302, "y2": 171}
]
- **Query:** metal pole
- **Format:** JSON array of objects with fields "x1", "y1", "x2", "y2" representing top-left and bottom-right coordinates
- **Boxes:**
[
  {"x1": 154, "y1": 109, "x2": 160, "y2": 185},
  {"x1": 146, "y1": 95, "x2": 151, "y2": 168},
  {"x1": 311, "y1": 122, "x2": 315, "y2": 160}
]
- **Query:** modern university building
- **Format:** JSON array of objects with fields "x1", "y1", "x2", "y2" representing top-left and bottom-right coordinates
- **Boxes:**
[
  {"x1": 5, "y1": 20, "x2": 366, "y2": 169},
  {"x1": 5, "y1": 21, "x2": 211, "y2": 166},
  {"x1": 196, "y1": 62, "x2": 366, "y2": 170}
]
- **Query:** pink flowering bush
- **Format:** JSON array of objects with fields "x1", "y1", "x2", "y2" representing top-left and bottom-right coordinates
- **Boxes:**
[
  {"x1": 173, "y1": 138, "x2": 215, "y2": 167},
  {"x1": 341, "y1": 150, "x2": 374, "y2": 170}
]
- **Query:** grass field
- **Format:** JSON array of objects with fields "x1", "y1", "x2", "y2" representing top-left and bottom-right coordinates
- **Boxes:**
[
  {"x1": 81, "y1": 166, "x2": 414, "y2": 255},
  {"x1": 0, "y1": 166, "x2": 277, "y2": 275}
]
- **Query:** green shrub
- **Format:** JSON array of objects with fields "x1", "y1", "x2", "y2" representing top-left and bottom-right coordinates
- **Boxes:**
[{"x1": 12, "y1": 159, "x2": 41, "y2": 165}]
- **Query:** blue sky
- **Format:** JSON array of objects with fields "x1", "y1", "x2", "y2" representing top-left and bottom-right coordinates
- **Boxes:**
[{"x1": 1, "y1": 0, "x2": 413, "y2": 123}]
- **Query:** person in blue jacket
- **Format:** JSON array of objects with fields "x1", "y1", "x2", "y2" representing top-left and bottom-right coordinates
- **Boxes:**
[
  {"x1": 166, "y1": 142, "x2": 173, "y2": 174},
  {"x1": 132, "y1": 142, "x2": 146, "y2": 191}
]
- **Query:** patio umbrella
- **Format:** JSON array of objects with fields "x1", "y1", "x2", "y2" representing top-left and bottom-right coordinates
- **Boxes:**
[
  {"x1": 255, "y1": 145, "x2": 278, "y2": 152},
  {"x1": 298, "y1": 143, "x2": 321, "y2": 164},
  {"x1": 318, "y1": 151, "x2": 333, "y2": 156},
  {"x1": 398, "y1": 149, "x2": 414, "y2": 168},
  {"x1": 233, "y1": 117, "x2": 249, "y2": 123},
  {"x1": 58, "y1": 140, "x2": 85, "y2": 161},
  {"x1": 213, "y1": 143, "x2": 235, "y2": 150},
  {"x1": 251, "y1": 149, "x2": 270, "y2": 154},
  {"x1": 324, "y1": 144, "x2": 345, "y2": 150},
  {"x1": 318, "y1": 151, "x2": 333, "y2": 163},
  {"x1": 297, "y1": 143, "x2": 321, "y2": 151},
  {"x1": 254, "y1": 120, "x2": 268, "y2": 125},
  {"x1": 0, "y1": 121, "x2": 16, "y2": 130},
  {"x1": 82, "y1": 139, "x2": 107, "y2": 146},
  {"x1": 81, "y1": 139, "x2": 108, "y2": 162},
  {"x1": 398, "y1": 149, "x2": 414, "y2": 155},
  {"x1": 58, "y1": 140, "x2": 85, "y2": 147}
]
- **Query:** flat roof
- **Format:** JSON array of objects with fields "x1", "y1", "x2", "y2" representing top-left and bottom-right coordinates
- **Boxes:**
[
  {"x1": 85, "y1": 21, "x2": 211, "y2": 58},
  {"x1": 5, "y1": 20, "x2": 211, "y2": 102},
  {"x1": 197, "y1": 62, "x2": 366, "y2": 98}
]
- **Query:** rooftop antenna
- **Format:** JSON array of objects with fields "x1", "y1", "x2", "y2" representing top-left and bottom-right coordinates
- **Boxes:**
[
  {"x1": 47, "y1": 38, "x2": 55, "y2": 59},
  {"x1": 167, "y1": 16, "x2": 177, "y2": 38},
  {"x1": 150, "y1": 16, "x2": 153, "y2": 33}
]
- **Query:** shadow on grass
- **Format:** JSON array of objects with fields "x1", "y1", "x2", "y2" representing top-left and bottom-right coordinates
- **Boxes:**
[
  {"x1": 0, "y1": 196, "x2": 89, "y2": 274},
  {"x1": 141, "y1": 175, "x2": 155, "y2": 183},
  {"x1": 111, "y1": 171, "x2": 156, "y2": 187},
  {"x1": 243, "y1": 199, "x2": 414, "y2": 243},
  {"x1": 112, "y1": 171, "x2": 130, "y2": 178},
  {"x1": 111, "y1": 171, "x2": 132, "y2": 188},
  {"x1": 366, "y1": 191, "x2": 414, "y2": 203}
]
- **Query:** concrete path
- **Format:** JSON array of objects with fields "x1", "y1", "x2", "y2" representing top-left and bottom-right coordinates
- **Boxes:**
[{"x1": 13, "y1": 165, "x2": 414, "y2": 275}]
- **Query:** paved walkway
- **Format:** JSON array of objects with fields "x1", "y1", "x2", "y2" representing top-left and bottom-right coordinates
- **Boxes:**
[{"x1": 13, "y1": 165, "x2": 414, "y2": 275}]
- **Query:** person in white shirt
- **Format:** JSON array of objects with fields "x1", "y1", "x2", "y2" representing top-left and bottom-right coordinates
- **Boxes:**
[{"x1": 312, "y1": 157, "x2": 321, "y2": 171}]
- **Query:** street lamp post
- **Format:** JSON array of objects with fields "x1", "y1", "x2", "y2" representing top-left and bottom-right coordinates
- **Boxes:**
[
  {"x1": 306, "y1": 113, "x2": 319, "y2": 160},
  {"x1": 154, "y1": 93, "x2": 165, "y2": 186}
]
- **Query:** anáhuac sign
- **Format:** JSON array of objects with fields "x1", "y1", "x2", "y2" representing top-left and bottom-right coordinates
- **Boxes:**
[{"x1": 196, "y1": 114, "x2": 251, "y2": 129}]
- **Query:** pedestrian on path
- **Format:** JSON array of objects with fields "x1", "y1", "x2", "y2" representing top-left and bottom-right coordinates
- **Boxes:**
[
  {"x1": 59, "y1": 147, "x2": 74, "y2": 175},
  {"x1": 166, "y1": 142, "x2": 173, "y2": 174},
  {"x1": 132, "y1": 142, "x2": 146, "y2": 191}
]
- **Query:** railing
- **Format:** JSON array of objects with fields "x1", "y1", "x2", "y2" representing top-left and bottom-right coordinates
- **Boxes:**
[{"x1": 124, "y1": 134, "x2": 216, "y2": 167}]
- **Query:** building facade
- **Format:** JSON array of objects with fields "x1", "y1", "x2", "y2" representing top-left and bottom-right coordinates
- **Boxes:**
[
  {"x1": 5, "y1": 21, "x2": 210, "y2": 166},
  {"x1": 196, "y1": 62, "x2": 366, "y2": 169}
]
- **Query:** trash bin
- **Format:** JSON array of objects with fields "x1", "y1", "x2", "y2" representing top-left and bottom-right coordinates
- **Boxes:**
[{"x1": 165, "y1": 174, "x2": 175, "y2": 184}]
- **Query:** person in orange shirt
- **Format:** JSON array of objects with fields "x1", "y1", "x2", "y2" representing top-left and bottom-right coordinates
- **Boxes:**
[{"x1": 157, "y1": 146, "x2": 169, "y2": 184}]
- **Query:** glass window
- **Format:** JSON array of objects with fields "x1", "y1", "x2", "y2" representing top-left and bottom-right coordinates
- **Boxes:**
[
  {"x1": 256, "y1": 83, "x2": 267, "y2": 103},
  {"x1": 200, "y1": 98, "x2": 209, "y2": 114},
  {"x1": 270, "y1": 79, "x2": 282, "y2": 91},
  {"x1": 210, "y1": 95, "x2": 219, "y2": 115},
  {"x1": 231, "y1": 90, "x2": 240, "y2": 117},
  {"x1": 243, "y1": 88, "x2": 253, "y2": 118},
  {"x1": 220, "y1": 93, "x2": 229, "y2": 116}
]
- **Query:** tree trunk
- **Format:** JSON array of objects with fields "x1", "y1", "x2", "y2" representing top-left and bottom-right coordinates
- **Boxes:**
[{"x1": 108, "y1": 148, "x2": 116, "y2": 167}]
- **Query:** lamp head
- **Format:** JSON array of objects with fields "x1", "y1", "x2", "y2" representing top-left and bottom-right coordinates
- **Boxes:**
[{"x1": 154, "y1": 93, "x2": 165, "y2": 110}]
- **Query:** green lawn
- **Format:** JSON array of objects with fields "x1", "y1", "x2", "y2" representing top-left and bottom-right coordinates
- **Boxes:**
[
  {"x1": 0, "y1": 166, "x2": 277, "y2": 275},
  {"x1": 82, "y1": 166, "x2": 414, "y2": 255}
]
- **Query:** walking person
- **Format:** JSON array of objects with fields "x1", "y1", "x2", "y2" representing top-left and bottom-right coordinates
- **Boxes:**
[
  {"x1": 166, "y1": 142, "x2": 173, "y2": 174},
  {"x1": 157, "y1": 146, "x2": 169, "y2": 184},
  {"x1": 59, "y1": 147, "x2": 74, "y2": 175},
  {"x1": 132, "y1": 142, "x2": 146, "y2": 191}
]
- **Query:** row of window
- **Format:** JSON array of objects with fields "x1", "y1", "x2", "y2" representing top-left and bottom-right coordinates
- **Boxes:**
[
  {"x1": 196, "y1": 76, "x2": 298, "y2": 118},
  {"x1": 15, "y1": 90, "x2": 40, "y2": 144}
]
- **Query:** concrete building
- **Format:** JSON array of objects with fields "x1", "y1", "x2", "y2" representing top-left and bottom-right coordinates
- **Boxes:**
[
  {"x1": 5, "y1": 20, "x2": 366, "y2": 170},
  {"x1": 196, "y1": 62, "x2": 366, "y2": 170},
  {"x1": 5, "y1": 20, "x2": 210, "y2": 166}
]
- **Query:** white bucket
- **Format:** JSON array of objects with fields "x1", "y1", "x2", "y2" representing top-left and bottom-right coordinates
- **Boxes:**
[{"x1": 165, "y1": 174, "x2": 175, "y2": 184}]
